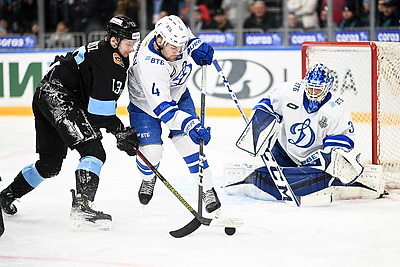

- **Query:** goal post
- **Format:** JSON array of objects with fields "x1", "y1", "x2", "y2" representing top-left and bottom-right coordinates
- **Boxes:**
[{"x1": 302, "y1": 41, "x2": 400, "y2": 188}]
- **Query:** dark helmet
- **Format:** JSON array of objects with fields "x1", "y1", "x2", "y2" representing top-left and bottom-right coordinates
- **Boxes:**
[{"x1": 106, "y1": 16, "x2": 140, "y2": 42}]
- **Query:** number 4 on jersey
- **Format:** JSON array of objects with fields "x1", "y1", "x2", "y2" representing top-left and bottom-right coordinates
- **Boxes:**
[{"x1": 152, "y1": 83, "x2": 160, "y2": 96}]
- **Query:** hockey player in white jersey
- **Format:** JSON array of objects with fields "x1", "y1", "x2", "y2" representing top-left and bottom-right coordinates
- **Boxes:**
[
  {"x1": 225, "y1": 63, "x2": 385, "y2": 205},
  {"x1": 127, "y1": 15, "x2": 221, "y2": 212}
]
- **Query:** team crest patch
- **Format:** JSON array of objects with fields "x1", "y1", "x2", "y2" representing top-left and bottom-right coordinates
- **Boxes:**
[
  {"x1": 113, "y1": 53, "x2": 125, "y2": 68},
  {"x1": 319, "y1": 116, "x2": 328, "y2": 128}
]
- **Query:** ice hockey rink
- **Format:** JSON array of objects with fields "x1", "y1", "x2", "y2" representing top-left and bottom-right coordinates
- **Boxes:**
[{"x1": 1, "y1": 115, "x2": 400, "y2": 267}]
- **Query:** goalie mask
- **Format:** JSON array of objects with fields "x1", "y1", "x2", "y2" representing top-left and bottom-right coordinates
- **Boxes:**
[
  {"x1": 154, "y1": 15, "x2": 189, "y2": 51},
  {"x1": 304, "y1": 63, "x2": 334, "y2": 112}
]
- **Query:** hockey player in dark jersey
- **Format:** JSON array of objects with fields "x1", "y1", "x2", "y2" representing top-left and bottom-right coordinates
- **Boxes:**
[{"x1": 0, "y1": 16, "x2": 140, "y2": 229}]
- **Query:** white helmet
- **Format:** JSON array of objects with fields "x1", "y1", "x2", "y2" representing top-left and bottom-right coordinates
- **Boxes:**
[{"x1": 154, "y1": 15, "x2": 189, "y2": 48}]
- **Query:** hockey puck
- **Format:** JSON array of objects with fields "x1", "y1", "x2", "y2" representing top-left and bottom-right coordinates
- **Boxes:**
[{"x1": 224, "y1": 227, "x2": 236, "y2": 236}]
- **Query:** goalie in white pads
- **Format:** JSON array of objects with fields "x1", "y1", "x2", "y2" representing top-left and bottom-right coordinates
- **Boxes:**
[{"x1": 226, "y1": 63, "x2": 385, "y2": 205}]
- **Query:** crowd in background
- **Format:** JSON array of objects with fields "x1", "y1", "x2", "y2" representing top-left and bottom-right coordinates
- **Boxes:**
[{"x1": 0, "y1": 0, "x2": 399, "y2": 43}]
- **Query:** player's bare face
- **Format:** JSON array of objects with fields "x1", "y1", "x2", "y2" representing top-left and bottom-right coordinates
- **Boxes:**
[
  {"x1": 118, "y1": 39, "x2": 137, "y2": 58},
  {"x1": 162, "y1": 43, "x2": 183, "y2": 61}
]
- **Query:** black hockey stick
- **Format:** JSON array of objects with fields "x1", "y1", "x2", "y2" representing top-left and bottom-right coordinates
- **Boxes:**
[
  {"x1": 0, "y1": 177, "x2": 4, "y2": 237},
  {"x1": 135, "y1": 150, "x2": 242, "y2": 238},
  {"x1": 213, "y1": 59, "x2": 300, "y2": 206}
]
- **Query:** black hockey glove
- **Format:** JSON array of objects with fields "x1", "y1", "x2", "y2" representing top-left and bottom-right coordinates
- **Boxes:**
[{"x1": 115, "y1": 127, "x2": 139, "y2": 156}]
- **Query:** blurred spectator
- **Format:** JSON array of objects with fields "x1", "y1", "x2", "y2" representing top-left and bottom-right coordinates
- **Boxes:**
[
  {"x1": 158, "y1": 10, "x2": 169, "y2": 20},
  {"x1": 202, "y1": 0, "x2": 222, "y2": 11},
  {"x1": 221, "y1": 0, "x2": 253, "y2": 27},
  {"x1": 0, "y1": 1, "x2": 6, "y2": 19},
  {"x1": 192, "y1": 5, "x2": 210, "y2": 31},
  {"x1": 47, "y1": 21, "x2": 74, "y2": 48},
  {"x1": 125, "y1": 0, "x2": 140, "y2": 25},
  {"x1": 48, "y1": 0, "x2": 70, "y2": 32},
  {"x1": 0, "y1": 18, "x2": 8, "y2": 35},
  {"x1": 21, "y1": 0, "x2": 37, "y2": 33},
  {"x1": 377, "y1": 0, "x2": 400, "y2": 26},
  {"x1": 160, "y1": 0, "x2": 181, "y2": 16},
  {"x1": 207, "y1": 8, "x2": 233, "y2": 31},
  {"x1": 30, "y1": 20, "x2": 39, "y2": 38},
  {"x1": 5, "y1": 0, "x2": 23, "y2": 33},
  {"x1": 70, "y1": 0, "x2": 103, "y2": 34},
  {"x1": 288, "y1": 12, "x2": 303, "y2": 29},
  {"x1": 320, "y1": 0, "x2": 347, "y2": 26},
  {"x1": 180, "y1": 0, "x2": 211, "y2": 24},
  {"x1": 319, "y1": 5, "x2": 329, "y2": 28},
  {"x1": 243, "y1": 1, "x2": 276, "y2": 32},
  {"x1": 338, "y1": 4, "x2": 365, "y2": 30},
  {"x1": 361, "y1": 0, "x2": 371, "y2": 24},
  {"x1": 288, "y1": 0, "x2": 319, "y2": 29}
]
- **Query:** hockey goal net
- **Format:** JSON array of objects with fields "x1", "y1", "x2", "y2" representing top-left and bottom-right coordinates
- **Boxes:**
[{"x1": 302, "y1": 41, "x2": 400, "y2": 188}]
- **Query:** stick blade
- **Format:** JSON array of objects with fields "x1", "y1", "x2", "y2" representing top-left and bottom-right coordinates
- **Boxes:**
[{"x1": 169, "y1": 218, "x2": 202, "y2": 238}]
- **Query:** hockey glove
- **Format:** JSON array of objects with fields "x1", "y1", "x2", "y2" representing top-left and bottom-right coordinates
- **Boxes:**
[
  {"x1": 182, "y1": 116, "x2": 211, "y2": 145},
  {"x1": 187, "y1": 38, "x2": 214, "y2": 66},
  {"x1": 115, "y1": 127, "x2": 140, "y2": 156}
]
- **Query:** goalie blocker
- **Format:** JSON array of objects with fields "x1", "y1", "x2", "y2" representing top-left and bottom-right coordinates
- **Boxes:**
[
  {"x1": 236, "y1": 104, "x2": 280, "y2": 157},
  {"x1": 223, "y1": 163, "x2": 385, "y2": 206}
]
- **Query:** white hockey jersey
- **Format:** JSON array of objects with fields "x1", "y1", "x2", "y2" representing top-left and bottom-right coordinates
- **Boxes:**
[
  {"x1": 263, "y1": 79, "x2": 356, "y2": 166},
  {"x1": 127, "y1": 30, "x2": 194, "y2": 130}
]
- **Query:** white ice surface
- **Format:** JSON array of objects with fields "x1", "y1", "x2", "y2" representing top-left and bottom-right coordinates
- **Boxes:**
[{"x1": 1, "y1": 116, "x2": 400, "y2": 267}]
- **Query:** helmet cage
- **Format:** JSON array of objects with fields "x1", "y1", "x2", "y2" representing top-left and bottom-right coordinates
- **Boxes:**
[{"x1": 304, "y1": 63, "x2": 334, "y2": 103}]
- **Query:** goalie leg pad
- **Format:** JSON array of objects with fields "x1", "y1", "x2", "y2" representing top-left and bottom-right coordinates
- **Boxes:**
[
  {"x1": 223, "y1": 163, "x2": 334, "y2": 205},
  {"x1": 333, "y1": 164, "x2": 385, "y2": 200},
  {"x1": 223, "y1": 163, "x2": 278, "y2": 201}
]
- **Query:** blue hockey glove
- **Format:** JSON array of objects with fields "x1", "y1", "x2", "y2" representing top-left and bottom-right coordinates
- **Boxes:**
[
  {"x1": 182, "y1": 116, "x2": 211, "y2": 145},
  {"x1": 187, "y1": 38, "x2": 214, "y2": 66}
]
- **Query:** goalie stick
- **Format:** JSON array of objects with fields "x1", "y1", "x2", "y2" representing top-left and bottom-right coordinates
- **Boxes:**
[
  {"x1": 135, "y1": 150, "x2": 243, "y2": 238},
  {"x1": 213, "y1": 59, "x2": 300, "y2": 207}
]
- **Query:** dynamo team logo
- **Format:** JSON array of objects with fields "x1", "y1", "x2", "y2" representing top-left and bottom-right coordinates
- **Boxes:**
[{"x1": 288, "y1": 118, "x2": 316, "y2": 148}]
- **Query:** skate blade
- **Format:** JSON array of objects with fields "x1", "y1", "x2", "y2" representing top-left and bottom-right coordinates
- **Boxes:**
[{"x1": 71, "y1": 217, "x2": 112, "y2": 231}]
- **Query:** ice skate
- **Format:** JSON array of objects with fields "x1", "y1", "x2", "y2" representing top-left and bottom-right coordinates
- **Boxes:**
[
  {"x1": 138, "y1": 176, "x2": 156, "y2": 205},
  {"x1": 202, "y1": 188, "x2": 221, "y2": 213},
  {"x1": 0, "y1": 186, "x2": 17, "y2": 215},
  {"x1": 70, "y1": 189, "x2": 112, "y2": 230}
]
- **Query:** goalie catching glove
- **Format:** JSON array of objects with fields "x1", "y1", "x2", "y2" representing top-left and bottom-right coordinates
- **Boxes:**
[
  {"x1": 115, "y1": 127, "x2": 140, "y2": 156},
  {"x1": 325, "y1": 148, "x2": 364, "y2": 185}
]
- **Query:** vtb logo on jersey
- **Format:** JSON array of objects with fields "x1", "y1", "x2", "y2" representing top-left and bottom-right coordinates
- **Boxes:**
[
  {"x1": 113, "y1": 53, "x2": 125, "y2": 68},
  {"x1": 288, "y1": 118, "x2": 315, "y2": 148}
]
